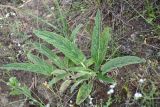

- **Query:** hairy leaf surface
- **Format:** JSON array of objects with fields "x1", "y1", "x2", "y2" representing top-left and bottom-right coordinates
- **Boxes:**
[
  {"x1": 33, "y1": 30, "x2": 85, "y2": 65},
  {"x1": 91, "y1": 10, "x2": 111, "y2": 70},
  {"x1": 76, "y1": 82, "x2": 93, "y2": 105},
  {"x1": 34, "y1": 43, "x2": 65, "y2": 68},
  {"x1": 1, "y1": 63, "x2": 54, "y2": 75},
  {"x1": 101, "y1": 56, "x2": 146, "y2": 75}
]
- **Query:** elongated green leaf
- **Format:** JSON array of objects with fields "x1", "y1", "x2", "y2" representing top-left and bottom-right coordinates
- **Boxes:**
[
  {"x1": 27, "y1": 53, "x2": 48, "y2": 65},
  {"x1": 84, "y1": 58, "x2": 94, "y2": 67},
  {"x1": 76, "y1": 82, "x2": 93, "y2": 105},
  {"x1": 49, "y1": 73, "x2": 69, "y2": 86},
  {"x1": 0, "y1": 63, "x2": 54, "y2": 75},
  {"x1": 34, "y1": 43, "x2": 65, "y2": 69},
  {"x1": 51, "y1": 69, "x2": 66, "y2": 75},
  {"x1": 33, "y1": 30, "x2": 85, "y2": 65},
  {"x1": 91, "y1": 10, "x2": 101, "y2": 68},
  {"x1": 98, "y1": 27, "x2": 111, "y2": 65},
  {"x1": 101, "y1": 56, "x2": 146, "y2": 75},
  {"x1": 71, "y1": 79, "x2": 86, "y2": 93},
  {"x1": 71, "y1": 24, "x2": 83, "y2": 43},
  {"x1": 59, "y1": 80, "x2": 72, "y2": 95},
  {"x1": 91, "y1": 10, "x2": 111, "y2": 70},
  {"x1": 68, "y1": 67, "x2": 96, "y2": 75}
]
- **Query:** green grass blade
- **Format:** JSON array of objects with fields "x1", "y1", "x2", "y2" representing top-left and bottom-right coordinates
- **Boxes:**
[
  {"x1": 21, "y1": 9, "x2": 59, "y2": 32},
  {"x1": 0, "y1": 63, "x2": 54, "y2": 75},
  {"x1": 76, "y1": 82, "x2": 93, "y2": 105},
  {"x1": 101, "y1": 56, "x2": 146, "y2": 75},
  {"x1": 33, "y1": 30, "x2": 86, "y2": 65},
  {"x1": 71, "y1": 24, "x2": 83, "y2": 43},
  {"x1": 34, "y1": 43, "x2": 65, "y2": 69},
  {"x1": 55, "y1": 0, "x2": 69, "y2": 37}
]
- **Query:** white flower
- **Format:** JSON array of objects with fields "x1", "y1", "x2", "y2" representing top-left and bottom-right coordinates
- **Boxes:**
[
  {"x1": 139, "y1": 79, "x2": 146, "y2": 84},
  {"x1": 5, "y1": 13, "x2": 10, "y2": 18},
  {"x1": 88, "y1": 95, "x2": 93, "y2": 105},
  {"x1": 89, "y1": 100, "x2": 93, "y2": 105},
  {"x1": 69, "y1": 100, "x2": 73, "y2": 103},
  {"x1": 134, "y1": 92, "x2": 142, "y2": 100},
  {"x1": 109, "y1": 83, "x2": 117, "y2": 89},
  {"x1": 18, "y1": 43, "x2": 21, "y2": 47},
  {"x1": 45, "y1": 104, "x2": 50, "y2": 107},
  {"x1": 51, "y1": 7, "x2": 54, "y2": 10},
  {"x1": 10, "y1": 33, "x2": 14, "y2": 36},
  {"x1": 10, "y1": 12, "x2": 16, "y2": 16},
  {"x1": 18, "y1": 50, "x2": 22, "y2": 54},
  {"x1": 107, "y1": 89, "x2": 114, "y2": 95}
]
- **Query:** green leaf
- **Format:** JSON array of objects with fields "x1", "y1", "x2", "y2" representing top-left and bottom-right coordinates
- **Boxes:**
[
  {"x1": 98, "y1": 27, "x2": 111, "y2": 65},
  {"x1": 84, "y1": 58, "x2": 94, "y2": 67},
  {"x1": 68, "y1": 67, "x2": 96, "y2": 75},
  {"x1": 97, "y1": 74, "x2": 114, "y2": 83},
  {"x1": 34, "y1": 43, "x2": 65, "y2": 69},
  {"x1": 1, "y1": 63, "x2": 54, "y2": 75},
  {"x1": 49, "y1": 73, "x2": 69, "y2": 86},
  {"x1": 91, "y1": 10, "x2": 101, "y2": 68},
  {"x1": 91, "y1": 10, "x2": 111, "y2": 70},
  {"x1": 71, "y1": 24, "x2": 83, "y2": 43},
  {"x1": 27, "y1": 52, "x2": 48, "y2": 65},
  {"x1": 71, "y1": 79, "x2": 86, "y2": 93},
  {"x1": 59, "y1": 80, "x2": 72, "y2": 95},
  {"x1": 76, "y1": 82, "x2": 93, "y2": 105},
  {"x1": 33, "y1": 30, "x2": 85, "y2": 65},
  {"x1": 101, "y1": 56, "x2": 146, "y2": 75}
]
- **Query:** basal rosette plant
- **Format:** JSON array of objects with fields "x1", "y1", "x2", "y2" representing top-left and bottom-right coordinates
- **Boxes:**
[{"x1": 0, "y1": 10, "x2": 145, "y2": 105}]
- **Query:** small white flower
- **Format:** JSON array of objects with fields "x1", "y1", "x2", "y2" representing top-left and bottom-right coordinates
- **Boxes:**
[
  {"x1": 107, "y1": 89, "x2": 114, "y2": 95},
  {"x1": 51, "y1": 7, "x2": 54, "y2": 10},
  {"x1": 10, "y1": 33, "x2": 14, "y2": 36},
  {"x1": 139, "y1": 79, "x2": 146, "y2": 84},
  {"x1": 0, "y1": 25, "x2": 2, "y2": 28},
  {"x1": 134, "y1": 92, "x2": 142, "y2": 100},
  {"x1": 5, "y1": 13, "x2": 10, "y2": 18},
  {"x1": 88, "y1": 95, "x2": 93, "y2": 105},
  {"x1": 88, "y1": 95, "x2": 93, "y2": 99},
  {"x1": 10, "y1": 12, "x2": 16, "y2": 16},
  {"x1": 18, "y1": 50, "x2": 22, "y2": 54},
  {"x1": 109, "y1": 83, "x2": 117, "y2": 89},
  {"x1": 89, "y1": 100, "x2": 93, "y2": 105},
  {"x1": 69, "y1": 100, "x2": 73, "y2": 103},
  {"x1": 45, "y1": 103, "x2": 50, "y2": 107},
  {"x1": 18, "y1": 43, "x2": 21, "y2": 47}
]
